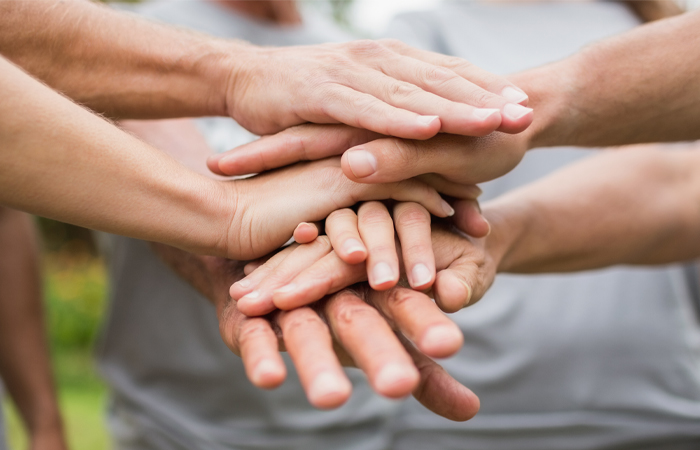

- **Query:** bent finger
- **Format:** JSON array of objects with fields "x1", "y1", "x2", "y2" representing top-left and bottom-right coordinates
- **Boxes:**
[
  {"x1": 293, "y1": 221, "x2": 322, "y2": 244},
  {"x1": 326, "y1": 208, "x2": 367, "y2": 264},
  {"x1": 231, "y1": 245, "x2": 298, "y2": 300}
]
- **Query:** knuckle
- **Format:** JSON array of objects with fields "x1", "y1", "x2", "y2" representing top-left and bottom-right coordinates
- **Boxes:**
[
  {"x1": 310, "y1": 235, "x2": 332, "y2": 252},
  {"x1": 283, "y1": 310, "x2": 327, "y2": 334},
  {"x1": 387, "y1": 82, "x2": 421, "y2": 101},
  {"x1": 377, "y1": 38, "x2": 404, "y2": 50},
  {"x1": 237, "y1": 319, "x2": 270, "y2": 348},
  {"x1": 359, "y1": 209, "x2": 392, "y2": 227},
  {"x1": 333, "y1": 302, "x2": 379, "y2": 327},
  {"x1": 327, "y1": 208, "x2": 356, "y2": 223},
  {"x1": 395, "y1": 205, "x2": 430, "y2": 228},
  {"x1": 349, "y1": 39, "x2": 384, "y2": 56},
  {"x1": 384, "y1": 288, "x2": 414, "y2": 311},
  {"x1": 420, "y1": 66, "x2": 457, "y2": 86}
]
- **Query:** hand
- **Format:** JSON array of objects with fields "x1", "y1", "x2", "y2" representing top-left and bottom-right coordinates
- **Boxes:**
[
  {"x1": 218, "y1": 157, "x2": 476, "y2": 260},
  {"x1": 232, "y1": 210, "x2": 500, "y2": 318},
  {"x1": 158, "y1": 246, "x2": 480, "y2": 421},
  {"x1": 208, "y1": 123, "x2": 531, "y2": 187},
  {"x1": 224, "y1": 39, "x2": 533, "y2": 138}
]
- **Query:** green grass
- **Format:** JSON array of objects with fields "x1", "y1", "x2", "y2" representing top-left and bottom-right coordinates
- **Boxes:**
[{"x1": 4, "y1": 251, "x2": 110, "y2": 450}]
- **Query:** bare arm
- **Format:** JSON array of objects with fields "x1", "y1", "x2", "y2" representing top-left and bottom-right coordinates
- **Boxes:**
[
  {"x1": 480, "y1": 145, "x2": 700, "y2": 273},
  {"x1": 0, "y1": 0, "x2": 531, "y2": 138},
  {"x1": 522, "y1": 9, "x2": 700, "y2": 148},
  {"x1": 0, "y1": 208, "x2": 67, "y2": 450}
]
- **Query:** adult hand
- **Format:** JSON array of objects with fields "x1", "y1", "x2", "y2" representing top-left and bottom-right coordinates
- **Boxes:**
[
  {"x1": 152, "y1": 243, "x2": 479, "y2": 421},
  {"x1": 225, "y1": 39, "x2": 533, "y2": 139},
  {"x1": 208, "y1": 123, "x2": 531, "y2": 187},
  {"x1": 219, "y1": 157, "x2": 479, "y2": 260},
  {"x1": 231, "y1": 210, "x2": 499, "y2": 317}
]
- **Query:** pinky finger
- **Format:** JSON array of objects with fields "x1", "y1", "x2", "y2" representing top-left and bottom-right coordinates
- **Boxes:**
[{"x1": 238, "y1": 318, "x2": 287, "y2": 389}]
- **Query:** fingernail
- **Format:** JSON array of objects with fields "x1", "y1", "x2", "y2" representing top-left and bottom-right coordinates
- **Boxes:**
[
  {"x1": 236, "y1": 279, "x2": 251, "y2": 289},
  {"x1": 411, "y1": 263, "x2": 432, "y2": 287},
  {"x1": 240, "y1": 290, "x2": 260, "y2": 301},
  {"x1": 371, "y1": 262, "x2": 395, "y2": 286},
  {"x1": 375, "y1": 363, "x2": 417, "y2": 394},
  {"x1": 343, "y1": 238, "x2": 365, "y2": 257},
  {"x1": 346, "y1": 148, "x2": 377, "y2": 178},
  {"x1": 461, "y1": 279, "x2": 473, "y2": 307},
  {"x1": 502, "y1": 86, "x2": 529, "y2": 104},
  {"x1": 309, "y1": 372, "x2": 351, "y2": 405},
  {"x1": 503, "y1": 103, "x2": 533, "y2": 121},
  {"x1": 422, "y1": 326, "x2": 461, "y2": 353},
  {"x1": 472, "y1": 108, "x2": 500, "y2": 120},
  {"x1": 441, "y1": 199, "x2": 455, "y2": 217},
  {"x1": 417, "y1": 115, "x2": 439, "y2": 126},
  {"x1": 275, "y1": 283, "x2": 297, "y2": 294},
  {"x1": 484, "y1": 218, "x2": 492, "y2": 237}
]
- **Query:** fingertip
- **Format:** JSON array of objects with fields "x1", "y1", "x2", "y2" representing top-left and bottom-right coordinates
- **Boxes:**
[
  {"x1": 374, "y1": 363, "x2": 420, "y2": 398},
  {"x1": 251, "y1": 359, "x2": 287, "y2": 389},
  {"x1": 340, "y1": 238, "x2": 367, "y2": 264},
  {"x1": 368, "y1": 262, "x2": 399, "y2": 291},
  {"x1": 409, "y1": 263, "x2": 434, "y2": 290},
  {"x1": 499, "y1": 103, "x2": 534, "y2": 134},
  {"x1": 414, "y1": 115, "x2": 441, "y2": 140},
  {"x1": 307, "y1": 372, "x2": 352, "y2": 409},
  {"x1": 501, "y1": 86, "x2": 529, "y2": 105},
  {"x1": 293, "y1": 223, "x2": 319, "y2": 244},
  {"x1": 237, "y1": 292, "x2": 275, "y2": 317},
  {"x1": 207, "y1": 153, "x2": 226, "y2": 175},
  {"x1": 419, "y1": 325, "x2": 464, "y2": 359},
  {"x1": 434, "y1": 271, "x2": 472, "y2": 313}
]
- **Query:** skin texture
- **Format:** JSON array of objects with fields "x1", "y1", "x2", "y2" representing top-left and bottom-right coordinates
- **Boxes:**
[
  {"x1": 0, "y1": 0, "x2": 532, "y2": 138},
  {"x1": 1, "y1": 55, "x2": 472, "y2": 261},
  {"x1": 209, "y1": 10, "x2": 700, "y2": 183},
  {"x1": 0, "y1": 207, "x2": 67, "y2": 450},
  {"x1": 150, "y1": 241, "x2": 480, "y2": 421}
]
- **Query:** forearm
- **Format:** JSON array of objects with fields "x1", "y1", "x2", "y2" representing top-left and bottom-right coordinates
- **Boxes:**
[
  {"x1": 488, "y1": 145, "x2": 700, "y2": 273},
  {"x1": 0, "y1": 0, "x2": 242, "y2": 119},
  {"x1": 0, "y1": 56, "x2": 230, "y2": 256},
  {"x1": 0, "y1": 208, "x2": 64, "y2": 437},
  {"x1": 514, "y1": 10, "x2": 700, "y2": 149}
]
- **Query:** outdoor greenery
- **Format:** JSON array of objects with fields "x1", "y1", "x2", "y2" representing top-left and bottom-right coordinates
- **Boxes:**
[{"x1": 3, "y1": 232, "x2": 110, "y2": 450}]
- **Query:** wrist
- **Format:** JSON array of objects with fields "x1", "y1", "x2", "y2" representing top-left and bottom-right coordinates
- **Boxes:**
[
  {"x1": 194, "y1": 179, "x2": 240, "y2": 258},
  {"x1": 202, "y1": 39, "x2": 259, "y2": 119},
  {"x1": 509, "y1": 55, "x2": 582, "y2": 150},
  {"x1": 482, "y1": 198, "x2": 531, "y2": 273}
]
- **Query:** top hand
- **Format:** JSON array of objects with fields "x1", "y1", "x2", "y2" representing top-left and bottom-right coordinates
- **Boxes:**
[{"x1": 225, "y1": 39, "x2": 533, "y2": 139}]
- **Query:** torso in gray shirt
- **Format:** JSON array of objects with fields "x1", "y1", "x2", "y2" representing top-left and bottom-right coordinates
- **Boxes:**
[
  {"x1": 97, "y1": 2, "x2": 395, "y2": 450},
  {"x1": 386, "y1": 3, "x2": 700, "y2": 449}
]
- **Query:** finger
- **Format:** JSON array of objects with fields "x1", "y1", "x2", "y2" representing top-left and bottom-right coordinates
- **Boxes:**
[
  {"x1": 417, "y1": 174, "x2": 482, "y2": 200},
  {"x1": 382, "y1": 40, "x2": 532, "y2": 133},
  {"x1": 393, "y1": 202, "x2": 435, "y2": 290},
  {"x1": 318, "y1": 85, "x2": 442, "y2": 140},
  {"x1": 357, "y1": 202, "x2": 399, "y2": 290},
  {"x1": 453, "y1": 198, "x2": 490, "y2": 238},
  {"x1": 434, "y1": 248, "x2": 493, "y2": 313},
  {"x1": 244, "y1": 259, "x2": 265, "y2": 276},
  {"x1": 372, "y1": 287, "x2": 463, "y2": 359},
  {"x1": 278, "y1": 307, "x2": 352, "y2": 409},
  {"x1": 230, "y1": 244, "x2": 298, "y2": 300},
  {"x1": 293, "y1": 221, "x2": 321, "y2": 244},
  {"x1": 325, "y1": 290, "x2": 419, "y2": 398},
  {"x1": 325, "y1": 208, "x2": 367, "y2": 264},
  {"x1": 399, "y1": 334, "x2": 480, "y2": 421},
  {"x1": 347, "y1": 68, "x2": 502, "y2": 136},
  {"x1": 237, "y1": 237, "x2": 333, "y2": 316},
  {"x1": 218, "y1": 301, "x2": 286, "y2": 389},
  {"x1": 273, "y1": 251, "x2": 367, "y2": 310},
  {"x1": 210, "y1": 124, "x2": 380, "y2": 176},
  {"x1": 237, "y1": 318, "x2": 287, "y2": 389}
]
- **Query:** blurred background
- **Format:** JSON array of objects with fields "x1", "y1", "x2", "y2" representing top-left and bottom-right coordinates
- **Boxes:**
[{"x1": 3, "y1": 1, "x2": 699, "y2": 449}]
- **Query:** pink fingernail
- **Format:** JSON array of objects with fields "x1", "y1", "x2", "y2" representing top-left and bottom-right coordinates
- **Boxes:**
[
  {"x1": 236, "y1": 279, "x2": 252, "y2": 289},
  {"x1": 308, "y1": 372, "x2": 352, "y2": 406},
  {"x1": 240, "y1": 290, "x2": 260, "y2": 302},
  {"x1": 411, "y1": 264, "x2": 432, "y2": 287},
  {"x1": 441, "y1": 199, "x2": 455, "y2": 217},
  {"x1": 472, "y1": 108, "x2": 500, "y2": 120},
  {"x1": 275, "y1": 283, "x2": 297, "y2": 294},
  {"x1": 503, "y1": 103, "x2": 533, "y2": 121},
  {"x1": 371, "y1": 262, "x2": 395, "y2": 286},
  {"x1": 343, "y1": 238, "x2": 365, "y2": 257},
  {"x1": 502, "y1": 86, "x2": 529, "y2": 104},
  {"x1": 346, "y1": 149, "x2": 377, "y2": 178},
  {"x1": 375, "y1": 363, "x2": 418, "y2": 394},
  {"x1": 422, "y1": 326, "x2": 461, "y2": 351},
  {"x1": 417, "y1": 115, "x2": 439, "y2": 126},
  {"x1": 251, "y1": 360, "x2": 283, "y2": 386}
]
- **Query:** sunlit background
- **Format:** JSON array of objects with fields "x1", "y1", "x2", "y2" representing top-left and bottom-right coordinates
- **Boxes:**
[{"x1": 3, "y1": 1, "x2": 698, "y2": 449}]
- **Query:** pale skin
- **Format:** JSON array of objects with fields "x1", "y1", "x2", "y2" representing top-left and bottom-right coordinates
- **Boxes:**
[
  {"x1": 210, "y1": 9, "x2": 700, "y2": 183},
  {"x1": 1, "y1": 55, "x2": 481, "y2": 262},
  {"x1": 0, "y1": 0, "x2": 533, "y2": 138},
  {"x1": 0, "y1": 207, "x2": 67, "y2": 450},
  {"x1": 243, "y1": 144, "x2": 700, "y2": 317}
]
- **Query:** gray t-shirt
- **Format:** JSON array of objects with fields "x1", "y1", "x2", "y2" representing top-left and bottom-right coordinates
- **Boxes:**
[
  {"x1": 385, "y1": 3, "x2": 700, "y2": 449},
  {"x1": 97, "y1": 2, "x2": 397, "y2": 450}
]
